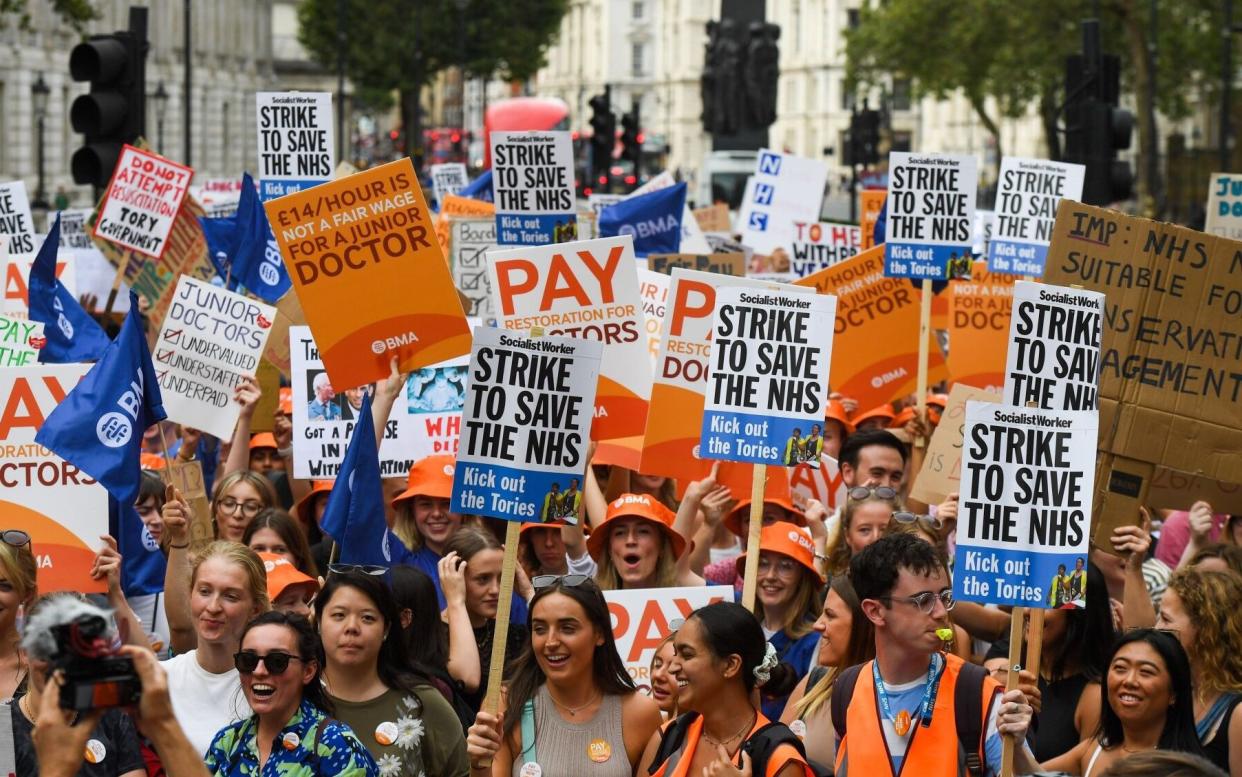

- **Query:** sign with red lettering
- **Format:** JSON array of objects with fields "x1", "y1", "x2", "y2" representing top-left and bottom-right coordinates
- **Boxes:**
[
  {"x1": 487, "y1": 235, "x2": 652, "y2": 439},
  {"x1": 93, "y1": 145, "x2": 193, "y2": 259},
  {"x1": 0, "y1": 365, "x2": 106, "y2": 593},
  {"x1": 789, "y1": 222, "x2": 862, "y2": 277},
  {"x1": 604, "y1": 586, "x2": 731, "y2": 691}
]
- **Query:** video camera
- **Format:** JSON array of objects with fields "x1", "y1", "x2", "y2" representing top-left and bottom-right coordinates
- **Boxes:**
[{"x1": 23, "y1": 596, "x2": 141, "y2": 712}]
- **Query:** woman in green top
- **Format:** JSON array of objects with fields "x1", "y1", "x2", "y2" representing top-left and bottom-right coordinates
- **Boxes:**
[{"x1": 316, "y1": 568, "x2": 470, "y2": 777}]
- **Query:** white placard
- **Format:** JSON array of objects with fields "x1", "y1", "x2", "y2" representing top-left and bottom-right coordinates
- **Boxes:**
[
  {"x1": 0, "y1": 314, "x2": 44, "y2": 366},
  {"x1": 1003, "y1": 281, "x2": 1104, "y2": 411},
  {"x1": 604, "y1": 586, "x2": 733, "y2": 691},
  {"x1": 0, "y1": 181, "x2": 36, "y2": 254},
  {"x1": 1206, "y1": 172, "x2": 1242, "y2": 240},
  {"x1": 490, "y1": 131, "x2": 577, "y2": 245},
  {"x1": 450, "y1": 218, "x2": 500, "y2": 326},
  {"x1": 988, "y1": 157, "x2": 1085, "y2": 276},
  {"x1": 736, "y1": 150, "x2": 828, "y2": 255},
  {"x1": 884, "y1": 152, "x2": 978, "y2": 280},
  {"x1": 93, "y1": 146, "x2": 193, "y2": 259},
  {"x1": 788, "y1": 222, "x2": 861, "y2": 277},
  {"x1": 256, "y1": 92, "x2": 335, "y2": 201},
  {"x1": 430, "y1": 163, "x2": 469, "y2": 204}
]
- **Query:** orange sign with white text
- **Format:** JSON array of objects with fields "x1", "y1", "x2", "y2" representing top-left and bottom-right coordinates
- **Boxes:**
[
  {"x1": 946, "y1": 261, "x2": 1014, "y2": 392},
  {"x1": 796, "y1": 245, "x2": 949, "y2": 409},
  {"x1": 264, "y1": 158, "x2": 471, "y2": 389},
  {"x1": 860, "y1": 190, "x2": 887, "y2": 250}
]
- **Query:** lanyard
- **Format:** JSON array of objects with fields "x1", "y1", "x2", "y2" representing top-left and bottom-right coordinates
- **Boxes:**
[{"x1": 873, "y1": 652, "x2": 945, "y2": 730}]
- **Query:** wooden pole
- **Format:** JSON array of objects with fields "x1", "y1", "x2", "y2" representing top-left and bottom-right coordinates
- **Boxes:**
[
  {"x1": 915, "y1": 278, "x2": 932, "y2": 448},
  {"x1": 1000, "y1": 606, "x2": 1026, "y2": 777},
  {"x1": 741, "y1": 463, "x2": 767, "y2": 611},
  {"x1": 1025, "y1": 607, "x2": 1045, "y2": 683}
]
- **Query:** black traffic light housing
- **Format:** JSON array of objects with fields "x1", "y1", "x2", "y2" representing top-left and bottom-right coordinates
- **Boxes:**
[
  {"x1": 69, "y1": 7, "x2": 148, "y2": 188},
  {"x1": 1062, "y1": 20, "x2": 1133, "y2": 204},
  {"x1": 620, "y1": 102, "x2": 642, "y2": 180},
  {"x1": 588, "y1": 88, "x2": 616, "y2": 188}
]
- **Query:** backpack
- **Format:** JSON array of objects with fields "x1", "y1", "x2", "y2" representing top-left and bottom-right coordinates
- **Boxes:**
[
  {"x1": 830, "y1": 660, "x2": 989, "y2": 777},
  {"x1": 648, "y1": 711, "x2": 829, "y2": 777}
]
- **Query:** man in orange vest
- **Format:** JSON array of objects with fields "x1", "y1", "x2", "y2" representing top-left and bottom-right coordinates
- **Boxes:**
[{"x1": 833, "y1": 533, "x2": 1039, "y2": 776}]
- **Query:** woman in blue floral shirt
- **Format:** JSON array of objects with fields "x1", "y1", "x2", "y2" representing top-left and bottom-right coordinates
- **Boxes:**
[{"x1": 205, "y1": 611, "x2": 377, "y2": 776}]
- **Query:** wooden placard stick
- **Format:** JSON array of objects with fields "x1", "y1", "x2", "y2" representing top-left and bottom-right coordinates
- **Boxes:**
[
  {"x1": 740, "y1": 463, "x2": 767, "y2": 611},
  {"x1": 915, "y1": 278, "x2": 932, "y2": 448}
]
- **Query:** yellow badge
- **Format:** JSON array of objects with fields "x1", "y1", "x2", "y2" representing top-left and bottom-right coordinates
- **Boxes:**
[
  {"x1": 587, "y1": 738, "x2": 612, "y2": 763},
  {"x1": 375, "y1": 721, "x2": 399, "y2": 746},
  {"x1": 84, "y1": 739, "x2": 106, "y2": 764},
  {"x1": 894, "y1": 709, "x2": 912, "y2": 737}
]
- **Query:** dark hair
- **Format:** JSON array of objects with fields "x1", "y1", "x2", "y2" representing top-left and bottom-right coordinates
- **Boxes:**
[
  {"x1": 838, "y1": 429, "x2": 907, "y2": 471},
  {"x1": 443, "y1": 525, "x2": 502, "y2": 561},
  {"x1": 314, "y1": 570, "x2": 431, "y2": 693},
  {"x1": 389, "y1": 564, "x2": 449, "y2": 672},
  {"x1": 503, "y1": 577, "x2": 635, "y2": 745},
  {"x1": 1096, "y1": 750, "x2": 1227, "y2": 777},
  {"x1": 1188, "y1": 543, "x2": 1242, "y2": 577},
  {"x1": 686, "y1": 601, "x2": 794, "y2": 696},
  {"x1": 239, "y1": 610, "x2": 334, "y2": 716},
  {"x1": 1048, "y1": 562, "x2": 1114, "y2": 683},
  {"x1": 1096, "y1": 629, "x2": 1206, "y2": 757},
  {"x1": 137, "y1": 469, "x2": 165, "y2": 507},
  {"x1": 849, "y1": 532, "x2": 946, "y2": 602},
  {"x1": 242, "y1": 509, "x2": 318, "y2": 577}
]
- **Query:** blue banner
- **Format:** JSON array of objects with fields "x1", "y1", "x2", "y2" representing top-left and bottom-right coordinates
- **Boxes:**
[
  {"x1": 28, "y1": 214, "x2": 111, "y2": 364},
  {"x1": 988, "y1": 239, "x2": 1048, "y2": 276},
  {"x1": 598, "y1": 183, "x2": 687, "y2": 258},
  {"x1": 954, "y1": 544, "x2": 1088, "y2": 609}
]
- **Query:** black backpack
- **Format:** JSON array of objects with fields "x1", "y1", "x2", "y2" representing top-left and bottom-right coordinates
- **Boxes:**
[
  {"x1": 830, "y1": 660, "x2": 990, "y2": 777},
  {"x1": 648, "y1": 712, "x2": 830, "y2": 777}
]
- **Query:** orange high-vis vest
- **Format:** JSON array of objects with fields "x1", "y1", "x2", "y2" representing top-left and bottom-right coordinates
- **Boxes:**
[
  {"x1": 833, "y1": 654, "x2": 1001, "y2": 777},
  {"x1": 650, "y1": 713, "x2": 813, "y2": 777}
]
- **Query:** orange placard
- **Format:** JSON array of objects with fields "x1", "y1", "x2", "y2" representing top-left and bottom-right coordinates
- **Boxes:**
[
  {"x1": 796, "y1": 245, "x2": 949, "y2": 409},
  {"x1": 859, "y1": 190, "x2": 887, "y2": 250},
  {"x1": 436, "y1": 193, "x2": 496, "y2": 252},
  {"x1": 946, "y1": 261, "x2": 1014, "y2": 392},
  {"x1": 265, "y1": 158, "x2": 471, "y2": 389}
]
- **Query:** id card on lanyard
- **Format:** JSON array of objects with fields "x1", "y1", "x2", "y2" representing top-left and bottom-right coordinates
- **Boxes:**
[{"x1": 873, "y1": 653, "x2": 945, "y2": 736}]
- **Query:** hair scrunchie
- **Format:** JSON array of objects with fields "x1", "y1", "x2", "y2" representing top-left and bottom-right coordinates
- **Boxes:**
[{"x1": 753, "y1": 641, "x2": 779, "y2": 686}]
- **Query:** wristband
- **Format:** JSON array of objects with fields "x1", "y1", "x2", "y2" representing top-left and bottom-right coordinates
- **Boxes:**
[
  {"x1": 278, "y1": 445, "x2": 293, "y2": 458},
  {"x1": 168, "y1": 541, "x2": 190, "y2": 550}
]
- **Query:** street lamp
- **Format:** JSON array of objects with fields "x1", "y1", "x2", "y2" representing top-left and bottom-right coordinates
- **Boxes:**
[
  {"x1": 153, "y1": 82, "x2": 169, "y2": 153},
  {"x1": 31, "y1": 74, "x2": 50, "y2": 210}
]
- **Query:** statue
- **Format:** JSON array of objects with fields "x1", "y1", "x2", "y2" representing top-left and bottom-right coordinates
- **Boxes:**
[
  {"x1": 700, "y1": 21, "x2": 718, "y2": 133},
  {"x1": 745, "y1": 22, "x2": 780, "y2": 127},
  {"x1": 713, "y1": 18, "x2": 744, "y2": 136}
]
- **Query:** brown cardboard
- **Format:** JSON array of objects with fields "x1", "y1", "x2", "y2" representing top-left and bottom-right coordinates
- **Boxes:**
[
  {"x1": 248, "y1": 360, "x2": 282, "y2": 433},
  {"x1": 161, "y1": 460, "x2": 213, "y2": 550},
  {"x1": 263, "y1": 290, "x2": 306, "y2": 379},
  {"x1": 647, "y1": 252, "x2": 745, "y2": 277},
  {"x1": 693, "y1": 203, "x2": 732, "y2": 232},
  {"x1": 1043, "y1": 201, "x2": 1242, "y2": 537},
  {"x1": 908, "y1": 383, "x2": 1001, "y2": 505}
]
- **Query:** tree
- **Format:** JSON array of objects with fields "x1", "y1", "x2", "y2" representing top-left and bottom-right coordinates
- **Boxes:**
[
  {"x1": 0, "y1": 0, "x2": 97, "y2": 31},
  {"x1": 297, "y1": 0, "x2": 568, "y2": 167},
  {"x1": 845, "y1": 0, "x2": 1222, "y2": 212}
]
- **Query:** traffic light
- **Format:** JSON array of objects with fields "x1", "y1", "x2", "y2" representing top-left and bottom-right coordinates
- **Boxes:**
[
  {"x1": 588, "y1": 89, "x2": 616, "y2": 187},
  {"x1": 1062, "y1": 22, "x2": 1133, "y2": 205},
  {"x1": 620, "y1": 104, "x2": 641, "y2": 175},
  {"x1": 69, "y1": 7, "x2": 148, "y2": 188},
  {"x1": 856, "y1": 107, "x2": 881, "y2": 166}
]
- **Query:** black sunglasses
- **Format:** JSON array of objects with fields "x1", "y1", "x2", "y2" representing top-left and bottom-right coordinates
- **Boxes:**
[
  {"x1": 1, "y1": 529, "x2": 31, "y2": 548},
  {"x1": 532, "y1": 574, "x2": 594, "y2": 590},
  {"x1": 848, "y1": 486, "x2": 898, "y2": 501},
  {"x1": 234, "y1": 650, "x2": 303, "y2": 675},
  {"x1": 327, "y1": 563, "x2": 387, "y2": 577},
  {"x1": 892, "y1": 511, "x2": 941, "y2": 532}
]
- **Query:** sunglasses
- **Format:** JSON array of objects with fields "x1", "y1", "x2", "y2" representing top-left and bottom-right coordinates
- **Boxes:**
[
  {"x1": 1, "y1": 530, "x2": 31, "y2": 548},
  {"x1": 532, "y1": 574, "x2": 594, "y2": 590},
  {"x1": 327, "y1": 563, "x2": 388, "y2": 577},
  {"x1": 892, "y1": 511, "x2": 941, "y2": 532},
  {"x1": 848, "y1": 486, "x2": 898, "y2": 501},
  {"x1": 234, "y1": 650, "x2": 304, "y2": 675}
]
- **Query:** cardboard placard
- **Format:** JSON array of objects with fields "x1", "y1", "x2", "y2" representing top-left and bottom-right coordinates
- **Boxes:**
[
  {"x1": 93, "y1": 145, "x2": 193, "y2": 259},
  {"x1": 450, "y1": 326, "x2": 601, "y2": 522},
  {"x1": 700, "y1": 285, "x2": 837, "y2": 466},
  {"x1": 56, "y1": 209, "x2": 96, "y2": 249},
  {"x1": 947, "y1": 262, "x2": 1015, "y2": 392},
  {"x1": 0, "y1": 314, "x2": 45, "y2": 367},
  {"x1": 152, "y1": 276, "x2": 277, "y2": 439},
  {"x1": 435, "y1": 193, "x2": 496, "y2": 252},
  {"x1": 450, "y1": 217, "x2": 500, "y2": 326},
  {"x1": 1043, "y1": 200, "x2": 1242, "y2": 523},
  {"x1": 637, "y1": 269, "x2": 669, "y2": 371},
  {"x1": 3, "y1": 251, "x2": 76, "y2": 318},
  {"x1": 604, "y1": 586, "x2": 731, "y2": 690},
  {"x1": 859, "y1": 190, "x2": 886, "y2": 250},
  {"x1": 789, "y1": 222, "x2": 862, "y2": 277},
  {"x1": 648, "y1": 252, "x2": 745, "y2": 277},
  {"x1": 490, "y1": 131, "x2": 577, "y2": 245},
  {"x1": 248, "y1": 360, "x2": 282, "y2": 434},
  {"x1": 737, "y1": 150, "x2": 828, "y2": 255},
  {"x1": 1003, "y1": 280, "x2": 1103, "y2": 411},
  {"x1": 954, "y1": 401, "x2": 1096, "y2": 609},
  {"x1": 705, "y1": 233, "x2": 755, "y2": 267},
  {"x1": 1205, "y1": 173, "x2": 1242, "y2": 240},
  {"x1": 787, "y1": 453, "x2": 848, "y2": 513},
  {"x1": 693, "y1": 203, "x2": 732, "y2": 233},
  {"x1": 430, "y1": 163, "x2": 469, "y2": 205},
  {"x1": 884, "y1": 152, "x2": 978, "y2": 280},
  {"x1": 265, "y1": 157, "x2": 471, "y2": 390},
  {"x1": 0, "y1": 365, "x2": 107, "y2": 592},
  {"x1": 795, "y1": 246, "x2": 950, "y2": 409},
  {"x1": 262, "y1": 289, "x2": 306, "y2": 379},
  {"x1": 988, "y1": 157, "x2": 1084, "y2": 276},
  {"x1": 0, "y1": 181, "x2": 36, "y2": 254},
  {"x1": 256, "y1": 91, "x2": 335, "y2": 201},
  {"x1": 161, "y1": 460, "x2": 214, "y2": 551},
  {"x1": 909, "y1": 383, "x2": 1003, "y2": 506},
  {"x1": 487, "y1": 235, "x2": 652, "y2": 440}
]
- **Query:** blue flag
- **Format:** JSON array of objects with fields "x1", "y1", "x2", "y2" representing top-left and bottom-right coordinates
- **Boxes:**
[
  {"x1": 35, "y1": 294, "x2": 167, "y2": 506},
  {"x1": 28, "y1": 215, "x2": 111, "y2": 364},
  {"x1": 599, "y1": 182, "x2": 687, "y2": 258},
  {"x1": 112, "y1": 497, "x2": 166, "y2": 597},
  {"x1": 227, "y1": 173, "x2": 290, "y2": 303},
  {"x1": 458, "y1": 170, "x2": 494, "y2": 202},
  {"x1": 319, "y1": 394, "x2": 410, "y2": 566},
  {"x1": 197, "y1": 215, "x2": 239, "y2": 284}
]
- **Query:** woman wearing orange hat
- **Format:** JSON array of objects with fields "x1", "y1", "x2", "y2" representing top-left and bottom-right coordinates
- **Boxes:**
[
  {"x1": 821, "y1": 399, "x2": 855, "y2": 460},
  {"x1": 589, "y1": 494, "x2": 703, "y2": 590},
  {"x1": 245, "y1": 510, "x2": 319, "y2": 578},
  {"x1": 735, "y1": 523, "x2": 826, "y2": 720},
  {"x1": 696, "y1": 479, "x2": 819, "y2": 592},
  {"x1": 258, "y1": 551, "x2": 320, "y2": 618},
  {"x1": 850, "y1": 403, "x2": 896, "y2": 433}
]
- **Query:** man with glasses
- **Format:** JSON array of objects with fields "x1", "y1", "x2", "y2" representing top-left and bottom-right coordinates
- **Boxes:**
[{"x1": 832, "y1": 533, "x2": 1039, "y2": 777}]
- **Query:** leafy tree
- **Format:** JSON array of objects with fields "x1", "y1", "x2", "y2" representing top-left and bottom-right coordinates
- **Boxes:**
[
  {"x1": 845, "y1": 0, "x2": 1222, "y2": 212},
  {"x1": 0, "y1": 0, "x2": 97, "y2": 31},
  {"x1": 298, "y1": 0, "x2": 568, "y2": 165}
]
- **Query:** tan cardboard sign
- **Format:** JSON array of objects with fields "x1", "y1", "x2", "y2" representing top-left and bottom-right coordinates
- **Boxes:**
[
  {"x1": 647, "y1": 252, "x2": 745, "y2": 277},
  {"x1": 693, "y1": 203, "x2": 731, "y2": 233},
  {"x1": 909, "y1": 383, "x2": 1001, "y2": 506}
]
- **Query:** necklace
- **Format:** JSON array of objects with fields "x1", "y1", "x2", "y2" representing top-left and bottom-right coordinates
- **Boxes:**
[
  {"x1": 547, "y1": 687, "x2": 601, "y2": 717},
  {"x1": 702, "y1": 711, "x2": 757, "y2": 750}
]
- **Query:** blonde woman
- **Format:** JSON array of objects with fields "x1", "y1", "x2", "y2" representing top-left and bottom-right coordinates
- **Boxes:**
[
  {"x1": 0, "y1": 529, "x2": 37, "y2": 701},
  {"x1": 588, "y1": 494, "x2": 701, "y2": 590},
  {"x1": 824, "y1": 488, "x2": 901, "y2": 577}
]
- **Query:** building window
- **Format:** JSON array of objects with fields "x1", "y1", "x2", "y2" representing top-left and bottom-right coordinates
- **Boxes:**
[
  {"x1": 847, "y1": 9, "x2": 860, "y2": 28},
  {"x1": 841, "y1": 79, "x2": 854, "y2": 111},
  {"x1": 632, "y1": 1, "x2": 643, "y2": 19},
  {"x1": 631, "y1": 43, "x2": 645, "y2": 76},
  {"x1": 892, "y1": 78, "x2": 912, "y2": 111}
]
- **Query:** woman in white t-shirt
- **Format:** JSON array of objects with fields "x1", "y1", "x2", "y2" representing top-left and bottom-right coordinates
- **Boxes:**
[{"x1": 160, "y1": 540, "x2": 270, "y2": 755}]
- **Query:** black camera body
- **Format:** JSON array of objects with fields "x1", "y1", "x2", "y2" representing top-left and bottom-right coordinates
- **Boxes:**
[{"x1": 51, "y1": 614, "x2": 141, "y2": 712}]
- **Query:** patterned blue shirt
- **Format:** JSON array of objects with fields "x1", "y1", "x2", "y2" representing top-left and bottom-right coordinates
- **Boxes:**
[{"x1": 205, "y1": 698, "x2": 378, "y2": 777}]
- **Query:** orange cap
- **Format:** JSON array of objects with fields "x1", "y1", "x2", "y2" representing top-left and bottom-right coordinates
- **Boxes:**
[
  {"x1": 140, "y1": 452, "x2": 166, "y2": 470},
  {"x1": 278, "y1": 387, "x2": 293, "y2": 415},
  {"x1": 735, "y1": 521, "x2": 824, "y2": 583},
  {"x1": 294, "y1": 480, "x2": 335, "y2": 527},
  {"x1": 249, "y1": 432, "x2": 278, "y2": 451},
  {"x1": 258, "y1": 552, "x2": 318, "y2": 601},
  {"x1": 926, "y1": 393, "x2": 949, "y2": 409},
  {"x1": 392, "y1": 455, "x2": 456, "y2": 506},
  {"x1": 724, "y1": 474, "x2": 806, "y2": 538},
  {"x1": 851, "y1": 403, "x2": 896, "y2": 429},
  {"x1": 824, "y1": 399, "x2": 855, "y2": 435},
  {"x1": 586, "y1": 493, "x2": 685, "y2": 561},
  {"x1": 892, "y1": 405, "x2": 942, "y2": 429}
]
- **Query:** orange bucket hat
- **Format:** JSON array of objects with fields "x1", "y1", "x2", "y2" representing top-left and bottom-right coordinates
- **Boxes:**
[
  {"x1": 824, "y1": 399, "x2": 855, "y2": 435},
  {"x1": 892, "y1": 404, "x2": 942, "y2": 428},
  {"x1": 587, "y1": 493, "x2": 685, "y2": 561},
  {"x1": 258, "y1": 552, "x2": 319, "y2": 601},
  {"x1": 723, "y1": 474, "x2": 806, "y2": 538},
  {"x1": 850, "y1": 403, "x2": 896, "y2": 429},
  {"x1": 392, "y1": 455, "x2": 456, "y2": 507},
  {"x1": 249, "y1": 432, "x2": 278, "y2": 451},
  {"x1": 735, "y1": 521, "x2": 824, "y2": 583},
  {"x1": 294, "y1": 480, "x2": 335, "y2": 526}
]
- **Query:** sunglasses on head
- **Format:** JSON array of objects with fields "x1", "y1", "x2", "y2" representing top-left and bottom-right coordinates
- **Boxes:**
[
  {"x1": 892, "y1": 511, "x2": 941, "y2": 532},
  {"x1": 1, "y1": 529, "x2": 31, "y2": 548},
  {"x1": 234, "y1": 650, "x2": 303, "y2": 675},
  {"x1": 327, "y1": 563, "x2": 387, "y2": 577},
  {"x1": 848, "y1": 486, "x2": 898, "y2": 501},
  {"x1": 532, "y1": 574, "x2": 594, "y2": 590}
]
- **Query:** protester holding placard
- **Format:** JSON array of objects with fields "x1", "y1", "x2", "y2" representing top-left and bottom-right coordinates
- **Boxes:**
[
  {"x1": 734, "y1": 522, "x2": 825, "y2": 720},
  {"x1": 588, "y1": 494, "x2": 702, "y2": 590},
  {"x1": 389, "y1": 454, "x2": 465, "y2": 604}
]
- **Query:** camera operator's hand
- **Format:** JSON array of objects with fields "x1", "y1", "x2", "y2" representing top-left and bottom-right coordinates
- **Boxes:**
[
  {"x1": 118, "y1": 645, "x2": 211, "y2": 777},
  {"x1": 32, "y1": 672, "x2": 105, "y2": 777}
]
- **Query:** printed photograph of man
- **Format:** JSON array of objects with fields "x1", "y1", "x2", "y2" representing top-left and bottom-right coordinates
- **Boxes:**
[
  {"x1": 540, "y1": 482, "x2": 563, "y2": 522},
  {"x1": 340, "y1": 384, "x2": 371, "y2": 421},
  {"x1": 307, "y1": 371, "x2": 340, "y2": 422}
]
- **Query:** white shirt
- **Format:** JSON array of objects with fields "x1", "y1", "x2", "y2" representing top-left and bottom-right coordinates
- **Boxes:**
[{"x1": 160, "y1": 650, "x2": 247, "y2": 755}]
